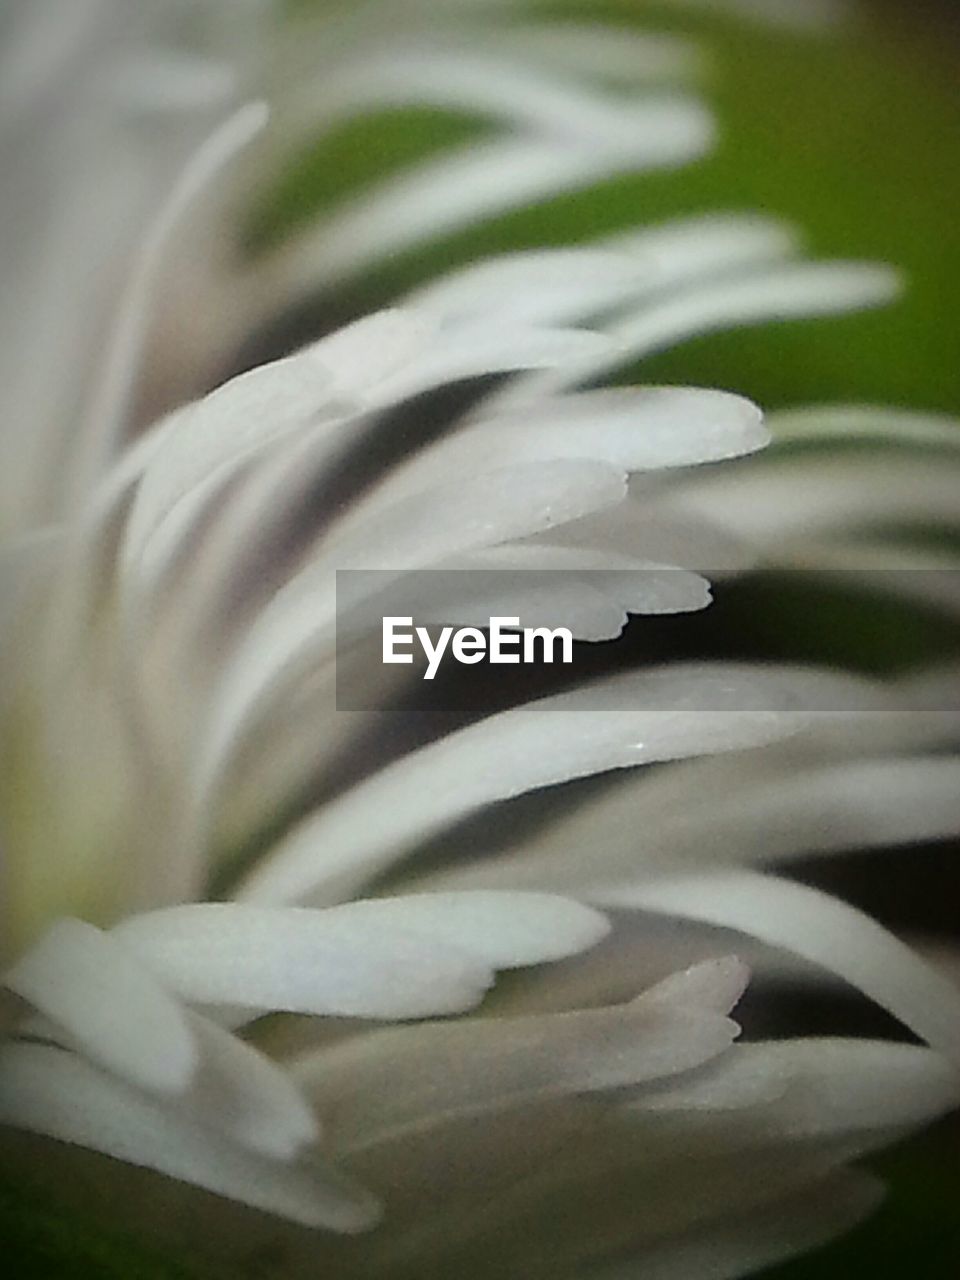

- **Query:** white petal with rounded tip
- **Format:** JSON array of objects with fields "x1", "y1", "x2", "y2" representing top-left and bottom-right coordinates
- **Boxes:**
[
  {"x1": 602, "y1": 872, "x2": 960, "y2": 1063},
  {"x1": 505, "y1": 262, "x2": 900, "y2": 402},
  {"x1": 0, "y1": 1042, "x2": 378, "y2": 1232},
  {"x1": 3, "y1": 919, "x2": 196, "y2": 1095},
  {"x1": 408, "y1": 247, "x2": 657, "y2": 328},
  {"x1": 112, "y1": 904, "x2": 495, "y2": 1021},
  {"x1": 321, "y1": 891, "x2": 610, "y2": 968},
  {"x1": 335, "y1": 388, "x2": 767, "y2": 535},
  {"x1": 114, "y1": 893, "x2": 605, "y2": 1024},
  {"x1": 295, "y1": 966, "x2": 740, "y2": 1150},
  {"x1": 238, "y1": 664, "x2": 815, "y2": 907},
  {"x1": 342, "y1": 547, "x2": 711, "y2": 647},
  {"x1": 641, "y1": 957, "x2": 750, "y2": 1014}
]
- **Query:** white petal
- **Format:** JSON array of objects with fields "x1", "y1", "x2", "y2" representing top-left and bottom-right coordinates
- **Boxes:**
[
  {"x1": 0, "y1": 1041, "x2": 378, "y2": 1232},
  {"x1": 237, "y1": 663, "x2": 816, "y2": 907},
  {"x1": 334, "y1": 388, "x2": 767, "y2": 535},
  {"x1": 113, "y1": 903, "x2": 495, "y2": 1021},
  {"x1": 603, "y1": 213, "x2": 799, "y2": 284},
  {"x1": 4, "y1": 919, "x2": 196, "y2": 1094},
  {"x1": 771, "y1": 404, "x2": 960, "y2": 452},
  {"x1": 267, "y1": 103, "x2": 712, "y2": 293},
  {"x1": 361, "y1": 323, "x2": 611, "y2": 409},
  {"x1": 655, "y1": 454, "x2": 960, "y2": 548},
  {"x1": 294, "y1": 965, "x2": 741, "y2": 1150},
  {"x1": 345, "y1": 546, "x2": 710, "y2": 646},
  {"x1": 408, "y1": 247, "x2": 656, "y2": 328},
  {"x1": 293, "y1": 47, "x2": 690, "y2": 138},
  {"x1": 114, "y1": 894, "x2": 604, "y2": 1025},
  {"x1": 503, "y1": 261, "x2": 900, "y2": 402},
  {"x1": 321, "y1": 891, "x2": 610, "y2": 968},
  {"x1": 602, "y1": 872, "x2": 960, "y2": 1063},
  {"x1": 436, "y1": 752, "x2": 960, "y2": 894}
]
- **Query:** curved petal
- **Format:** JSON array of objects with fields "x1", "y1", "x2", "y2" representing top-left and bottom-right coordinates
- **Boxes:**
[{"x1": 600, "y1": 872, "x2": 960, "y2": 1063}]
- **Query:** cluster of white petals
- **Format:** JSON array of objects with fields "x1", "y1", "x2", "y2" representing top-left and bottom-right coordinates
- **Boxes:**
[{"x1": 1, "y1": 2, "x2": 959, "y2": 1277}]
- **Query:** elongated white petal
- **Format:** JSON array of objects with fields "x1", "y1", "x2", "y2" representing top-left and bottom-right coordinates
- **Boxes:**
[
  {"x1": 238, "y1": 664, "x2": 817, "y2": 907},
  {"x1": 604, "y1": 213, "x2": 799, "y2": 289},
  {"x1": 640, "y1": 754, "x2": 960, "y2": 870},
  {"x1": 602, "y1": 872, "x2": 960, "y2": 1062},
  {"x1": 408, "y1": 213, "x2": 798, "y2": 338},
  {"x1": 771, "y1": 404, "x2": 960, "y2": 451},
  {"x1": 344, "y1": 548, "x2": 710, "y2": 646},
  {"x1": 436, "y1": 753, "x2": 960, "y2": 895},
  {"x1": 113, "y1": 901, "x2": 496, "y2": 1021},
  {"x1": 656, "y1": 455, "x2": 960, "y2": 547},
  {"x1": 361, "y1": 323, "x2": 610, "y2": 410},
  {"x1": 0, "y1": 1042, "x2": 378, "y2": 1232},
  {"x1": 268, "y1": 103, "x2": 712, "y2": 292},
  {"x1": 333, "y1": 388, "x2": 766, "y2": 538},
  {"x1": 295, "y1": 961, "x2": 741, "y2": 1150},
  {"x1": 120, "y1": 341, "x2": 361, "y2": 579},
  {"x1": 4, "y1": 919, "x2": 195, "y2": 1094},
  {"x1": 293, "y1": 48, "x2": 688, "y2": 138},
  {"x1": 408, "y1": 247, "x2": 657, "y2": 328},
  {"x1": 114, "y1": 894, "x2": 604, "y2": 1025},
  {"x1": 323, "y1": 891, "x2": 609, "y2": 968},
  {"x1": 512, "y1": 261, "x2": 901, "y2": 399}
]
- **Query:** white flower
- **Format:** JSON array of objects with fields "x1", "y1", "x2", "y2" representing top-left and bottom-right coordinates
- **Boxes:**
[{"x1": 2, "y1": 2, "x2": 959, "y2": 1277}]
